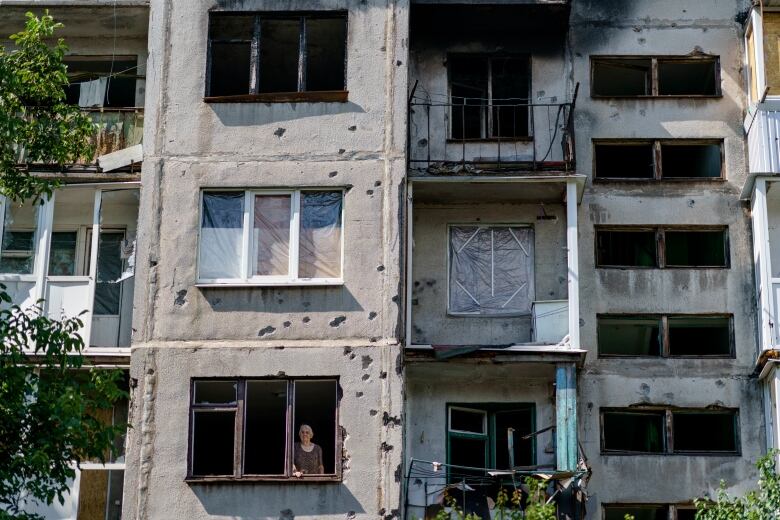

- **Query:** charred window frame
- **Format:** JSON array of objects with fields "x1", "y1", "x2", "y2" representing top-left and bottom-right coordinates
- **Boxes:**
[
  {"x1": 603, "y1": 504, "x2": 697, "y2": 520},
  {"x1": 593, "y1": 140, "x2": 724, "y2": 181},
  {"x1": 595, "y1": 226, "x2": 730, "y2": 269},
  {"x1": 205, "y1": 11, "x2": 348, "y2": 103},
  {"x1": 597, "y1": 314, "x2": 734, "y2": 358},
  {"x1": 600, "y1": 408, "x2": 740, "y2": 456},
  {"x1": 591, "y1": 56, "x2": 721, "y2": 98},
  {"x1": 187, "y1": 378, "x2": 341, "y2": 482}
]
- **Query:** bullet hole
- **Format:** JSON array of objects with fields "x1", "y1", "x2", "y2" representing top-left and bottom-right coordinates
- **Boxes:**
[
  {"x1": 348, "y1": 125, "x2": 357, "y2": 131},
  {"x1": 174, "y1": 290, "x2": 187, "y2": 306},
  {"x1": 395, "y1": 354, "x2": 402, "y2": 375},
  {"x1": 328, "y1": 171, "x2": 338, "y2": 178},
  {"x1": 391, "y1": 295, "x2": 399, "y2": 303},
  {"x1": 283, "y1": 321, "x2": 291, "y2": 328},
  {"x1": 417, "y1": 138, "x2": 428, "y2": 147},
  {"x1": 302, "y1": 301, "x2": 311, "y2": 308},
  {"x1": 280, "y1": 509, "x2": 294, "y2": 520},
  {"x1": 377, "y1": 265, "x2": 385, "y2": 272},
  {"x1": 368, "y1": 311, "x2": 378, "y2": 320},
  {"x1": 380, "y1": 45, "x2": 386, "y2": 51},
  {"x1": 384, "y1": 508, "x2": 400, "y2": 519},
  {"x1": 380, "y1": 371, "x2": 387, "y2": 379},
  {"x1": 330, "y1": 316, "x2": 347, "y2": 327},
  {"x1": 273, "y1": 127, "x2": 286, "y2": 138},
  {"x1": 638, "y1": 38, "x2": 646, "y2": 44},
  {"x1": 413, "y1": 326, "x2": 424, "y2": 335},
  {"x1": 347, "y1": 512, "x2": 356, "y2": 520},
  {"x1": 274, "y1": 346, "x2": 285, "y2": 350},
  {"x1": 147, "y1": 368, "x2": 155, "y2": 375},
  {"x1": 587, "y1": 402, "x2": 594, "y2": 410},
  {"x1": 343, "y1": 346, "x2": 353, "y2": 356},
  {"x1": 370, "y1": 409, "x2": 378, "y2": 416},
  {"x1": 664, "y1": 392, "x2": 674, "y2": 400},
  {"x1": 277, "y1": 298, "x2": 284, "y2": 304},
  {"x1": 150, "y1": 259, "x2": 158, "y2": 267},
  {"x1": 277, "y1": 371, "x2": 286, "y2": 377},
  {"x1": 394, "y1": 465, "x2": 402, "y2": 483},
  {"x1": 374, "y1": 180, "x2": 381, "y2": 187},
  {"x1": 338, "y1": 148, "x2": 346, "y2": 154},
  {"x1": 414, "y1": 281, "x2": 420, "y2": 287},
  {"x1": 579, "y1": 318, "x2": 585, "y2": 327},
  {"x1": 356, "y1": 391, "x2": 363, "y2": 398},
  {"x1": 411, "y1": 299, "x2": 418, "y2": 306},
  {"x1": 367, "y1": 190, "x2": 374, "y2": 196},
  {"x1": 370, "y1": 337, "x2": 379, "y2": 343},
  {"x1": 688, "y1": 199, "x2": 695, "y2": 208},
  {"x1": 362, "y1": 355, "x2": 373, "y2": 369},
  {"x1": 209, "y1": 297, "x2": 222, "y2": 306},
  {"x1": 396, "y1": 60, "x2": 402, "y2": 66},
  {"x1": 362, "y1": 374, "x2": 370, "y2": 381},
  {"x1": 130, "y1": 378, "x2": 138, "y2": 388},
  {"x1": 639, "y1": 109, "x2": 646, "y2": 116},
  {"x1": 381, "y1": 442, "x2": 393, "y2": 452},
  {"x1": 302, "y1": 316, "x2": 311, "y2": 323},
  {"x1": 258, "y1": 326, "x2": 276, "y2": 337},
  {"x1": 383, "y1": 412, "x2": 401, "y2": 427},
  {"x1": 716, "y1": 380, "x2": 725, "y2": 388}
]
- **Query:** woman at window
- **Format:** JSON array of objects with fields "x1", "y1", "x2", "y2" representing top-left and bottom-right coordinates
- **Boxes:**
[{"x1": 293, "y1": 424, "x2": 324, "y2": 476}]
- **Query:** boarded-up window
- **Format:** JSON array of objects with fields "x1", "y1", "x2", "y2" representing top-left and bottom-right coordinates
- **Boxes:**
[{"x1": 449, "y1": 226, "x2": 534, "y2": 315}]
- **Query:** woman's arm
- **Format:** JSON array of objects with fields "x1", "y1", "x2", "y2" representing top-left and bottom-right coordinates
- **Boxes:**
[{"x1": 317, "y1": 445, "x2": 324, "y2": 474}]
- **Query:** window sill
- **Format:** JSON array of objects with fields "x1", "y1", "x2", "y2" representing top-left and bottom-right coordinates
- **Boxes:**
[
  {"x1": 185, "y1": 475, "x2": 341, "y2": 483},
  {"x1": 445, "y1": 137, "x2": 534, "y2": 143},
  {"x1": 591, "y1": 94, "x2": 722, "y2": 100},
  {"x1": 195, "y1": 279, "x2": 344, "y2": 288},
  {"x1": 593, "y1": 177, "x2": 726, "y2": 182},
  {"x1": 204, "y1": 91, "x2": 349, "y2": 104}
]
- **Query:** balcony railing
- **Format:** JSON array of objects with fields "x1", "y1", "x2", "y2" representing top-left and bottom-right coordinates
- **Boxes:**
[
  {"x1": 408, "y1": 84, "x2": 577, "y2": 174},
  {"x1": 746, "y1": 106, "x2": 780, "y2": 174}
]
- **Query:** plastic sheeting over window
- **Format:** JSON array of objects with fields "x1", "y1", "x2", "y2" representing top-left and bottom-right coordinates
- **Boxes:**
[
  {"x1": 449, "y1": 226, "x2": 534, "y2": 315},
  {"x1": 253, "y1": 195, "x2": 291, "y2": 276},
  {"x1": 299, "y1": 192, "x2": 342, "y2": 279},
  {"x1": 199, "y1": 192, "x2": 244, "y2": 279}
]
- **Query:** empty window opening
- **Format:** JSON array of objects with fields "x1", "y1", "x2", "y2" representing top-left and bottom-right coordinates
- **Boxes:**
[
  {"x1": 668, "y1": 316, "x2": 731, "y2": 356},
  {"x1": 449, "y1": 226, "x2": 535, "y2": 315},
  {"x1": 598, "y1": 316, "x2": 661, "y2": 356},
  {"x1": 602, "y1": 410, "x2": 665, "y2": 453},
  {"x1": 207, "y1": 13, "x2": 347, "y2": 98},
  {"x1": 449, "y1": 55, "x2": 530, "y2": 140},
  {"x1": 189, "y1": 378, "x2": 340, "y2": 480},
  {"x1": 591, "y1": 56, "x2": 720, "y2": 97},
  {"x1": 658, "y1": 59, "x2": 718, "y2": 96},
  {"x1": 64, "y1": 57, "x2": 138, "y2": 108},
  {"x1": 661, "y1": 143, "x2": 722, "y2": 179},
  {"x1": 592, "y1": 58, "x2": 651, "y2": 96},
  {"x1": 672, "y1": 411, "x2": 738, "y2": 453},
  {"x1": 449, "y1": 407, "x2": 487, "y2": 434},
  {"x1": 604, "y1": 505, "x2": 668, "y2": 520},
  {"x1": 594, "y1": 143, "x2": 655, "y2": 179},
  {"x1": 596, "y1": 230, "x2": 657, "y2": 267},
  {"x1": 664, "y1": 230, "x2": 727, "y2": 267},
  {"x1": 676, "y1": 508, "x2": 697, "y2": 520}
]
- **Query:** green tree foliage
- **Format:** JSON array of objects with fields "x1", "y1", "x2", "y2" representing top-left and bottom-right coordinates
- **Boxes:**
[
  {"x1": 432, "y1": 477, "x2": 558, "y2": 520},
  {"x1": 0, "y1": 11, "x2": 94, "y2": 202},
  {"x1": 0, "y1": 12, "x2": 126, "y2": 520}
]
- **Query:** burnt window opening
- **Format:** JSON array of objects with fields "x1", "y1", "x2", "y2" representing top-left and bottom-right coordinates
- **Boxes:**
[
  {"x1": 597, "y1": 316, "x2": 662, "y2": 357},
  {"x1": 207, "y1": 12, "x2": 347, "y2": 99},
  {"x1": 448, "y1": 55, "x2": 530, "y2": 140},
  {"x1": 672, "y1": 411, "x2": 738, "y2": 453},
  {"x1": 447, "y1": 404, "x2": 534, "y2": 481},
  {"x1": 188, "y1": 378, "x2": 340, "y2": 480},
  {"x1": 603, "y1": 505, "x2": 669, "y2": 520},
  {"x1": 596, "y1": 227, "x2": 729, "y2": 269},
  {"x1": 591, "y1": 56, "x2": 720, "y2": 97},
  {"x1": 64, "y1": 57, "x2": 138, "y2": 108},
  {"x1": 598, "y1": 315, "x2": 733, "y2": 358},
  {"x1": 602, "y1": 410, "x2": 666, "y2": 453},
  {"x1": 594, "y1": 141, "x2": 723, "y2": 180}
]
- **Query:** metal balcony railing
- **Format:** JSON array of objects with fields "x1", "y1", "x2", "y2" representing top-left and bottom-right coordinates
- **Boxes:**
[{"x1": 408, "y1": 83, "x2": 578, "y2": 174}]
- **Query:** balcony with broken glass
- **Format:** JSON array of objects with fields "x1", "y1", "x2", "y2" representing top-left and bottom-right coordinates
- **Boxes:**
[{"x1": 0, "y1": 185, "x2": 140, "y2": 352}]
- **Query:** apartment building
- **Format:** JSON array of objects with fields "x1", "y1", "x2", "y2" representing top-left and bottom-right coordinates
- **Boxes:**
[{"x1": 1, "y1": 0, "x2": 772, "y2": 519}]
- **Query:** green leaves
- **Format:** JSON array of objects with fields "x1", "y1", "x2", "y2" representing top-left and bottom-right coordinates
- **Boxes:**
[{"x1": 0, "y1": 11, "x2": 95, "y2": 203}]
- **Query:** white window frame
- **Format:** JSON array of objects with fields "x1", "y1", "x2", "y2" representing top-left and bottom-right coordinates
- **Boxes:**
[
  {"x1": 196, "y1": 188, "x2": 345, "y2": 286},
  {"x1": 446, "y1": 223, "x2": 535, "y2": 317}
]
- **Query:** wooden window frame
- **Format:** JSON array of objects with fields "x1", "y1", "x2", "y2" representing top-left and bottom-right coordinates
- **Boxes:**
[
  {"x1": 592, "y1": 139, "x2": 725, "y2": 182},
  {"x1": 205, "y1": 11, "x2": 349, "y2": 103},
  {"x1": 594, "y1": 226, "x2": 730, "y2": 269},
  {"x1": 186, "y1": 377, "x2": 342, "y2": 483},
  {"x1": 596, "y1": 313, "x2": 735, "y2": 359},
  {"x1": 602, "y1": 503, "x2": 698, "y2": 520},
  {"x1": 590, "y1": 55, "x2": 722, "y2": 99},
  {"x1": 600, "y1": 407, "x2": 740, "y2": 456}
]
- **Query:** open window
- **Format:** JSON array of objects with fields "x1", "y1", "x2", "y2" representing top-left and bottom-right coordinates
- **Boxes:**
[
  {"x1": 448, "y1": 225, "x2": 534, "y2": 316},
  {"x1": 595, "y1": 229, "x2": 657, "y2": 267},
  {"x1": 448, "y1": 55, "x2": 530, "y2": 140},
  {"x1": 601, "y1": 410, "x2": 666, "y2": 453},
  {"x1": 64, "y1": 56, "x2": 139, "y2": 108},
  {"x1": 591, "y1": 56, "x2": 720, "y2": 97},
  {"x1": 597, "y1": 316, "x2": 662, "y2": 357},
  {"x1": 188, "y1": 378, "x2": 340, "y2": 481},
  {"x1": 672, "y1": 411, "x2": 738, "y2": 453},
  {"x1": 198, "y1": 189, "x2": 344, "y2": 285},
  {"x1": 596, "y1": 227, "x2": 729, "y2": 268},
  {"x1": 594, "y1": 140, "x2": 722, "y2": 180},
  {"x1": 206, "y1": 12, "x2": 348, "y2": 102}
]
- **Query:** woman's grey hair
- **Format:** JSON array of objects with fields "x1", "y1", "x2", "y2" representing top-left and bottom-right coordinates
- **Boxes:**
[{"x1": 299, "y1": 424, "x2": 313, "y2": 436}]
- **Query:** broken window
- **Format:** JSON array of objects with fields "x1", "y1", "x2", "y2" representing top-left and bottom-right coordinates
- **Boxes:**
[
  {"x1": 672, "y1": 411, "x2": 738, "y2": 453},
  {"x1": 597, "y1": 316, "x2": 662, "y2": 357},
  {"x1": 596, "y1": 227, "x2": 729, "y2": 268},
  {"x1": 206, "y1": 12, "x2": 347, "y2": 99},
  {"x1": 449, "y1": 226, "x2": 534, "y2": 316},
  {"x1": 198, "y1": 189, "x2": 343, "y2": 284},
  {"x1": 604, "y1": 505, "x2": 668, "y2": 520},
  {"x1": 602, "y1": 410, "x2": 665, "y2": 453},
  {"x1": 598, "y1": 315, "x2": 733, "y2": 358},
  {"x1": 447, "y1": 404, "x2": 534, "y2": 480},
  {"x1": 602, "y1": 408, "x2": 740, "y2": 455},
  {"x1": 189, "y1": 378, "x2": 340, "y2": 480},
  {"x1": 592, "y1": 56, "x2": 720, "y2": 97},
  {"x1": 64, "y1": 56, "x2": 138, "y2": 108},
  {"x1": 594, "y1": 140, "x2": 723, "y2": 180},
  {"x1": 449, "y1": 55, "x2": 530, "y2": 140}
]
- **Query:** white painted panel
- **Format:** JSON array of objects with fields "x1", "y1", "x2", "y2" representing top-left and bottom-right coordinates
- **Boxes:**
[
  {"x1": 45, "y1": 279, "x2": 92, "y2": 344},
  {"x1": 1, "y1": 280, "x2": 37, "y2": 310},
  {"x1": 92, "y1": 315, "x2": 120, "y2": 348}
]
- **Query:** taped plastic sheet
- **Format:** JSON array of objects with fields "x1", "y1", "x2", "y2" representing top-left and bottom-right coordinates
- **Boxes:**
[
  {"x1": 449, "y1": 226, "x2": 534, "y2": 315},
  {"x1": 299, "y1": 191, "x2": 342, "y2": 279},
  {"x1": 253, "y1": 195, "x2": 290, "y2": 276},
  {"x1": 199, "y1": 193, "x2": 244, "y2": 279}
]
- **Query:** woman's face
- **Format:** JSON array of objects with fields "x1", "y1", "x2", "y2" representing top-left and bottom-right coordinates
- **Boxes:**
[{"x1": 299, "y1": 427, "x2": 313, "y2": 443}]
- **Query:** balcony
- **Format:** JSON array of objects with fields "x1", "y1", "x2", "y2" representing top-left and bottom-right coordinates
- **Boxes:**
[{"x1": 746, "y1": 104, "x2": 780, "y2": 175}]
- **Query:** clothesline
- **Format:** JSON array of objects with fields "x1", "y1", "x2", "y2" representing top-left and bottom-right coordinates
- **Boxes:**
[{"x1": 67, "y1": 64, "x2": 143, "y2": 85}]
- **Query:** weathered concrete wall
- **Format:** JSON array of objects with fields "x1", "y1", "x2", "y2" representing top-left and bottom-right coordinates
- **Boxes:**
[
  {"x1": 571, "y1": 0, "x2": 763, "y2": 514},
  {"x1": 411, "y1": 202, "x2": 567, "y2": 345}
]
